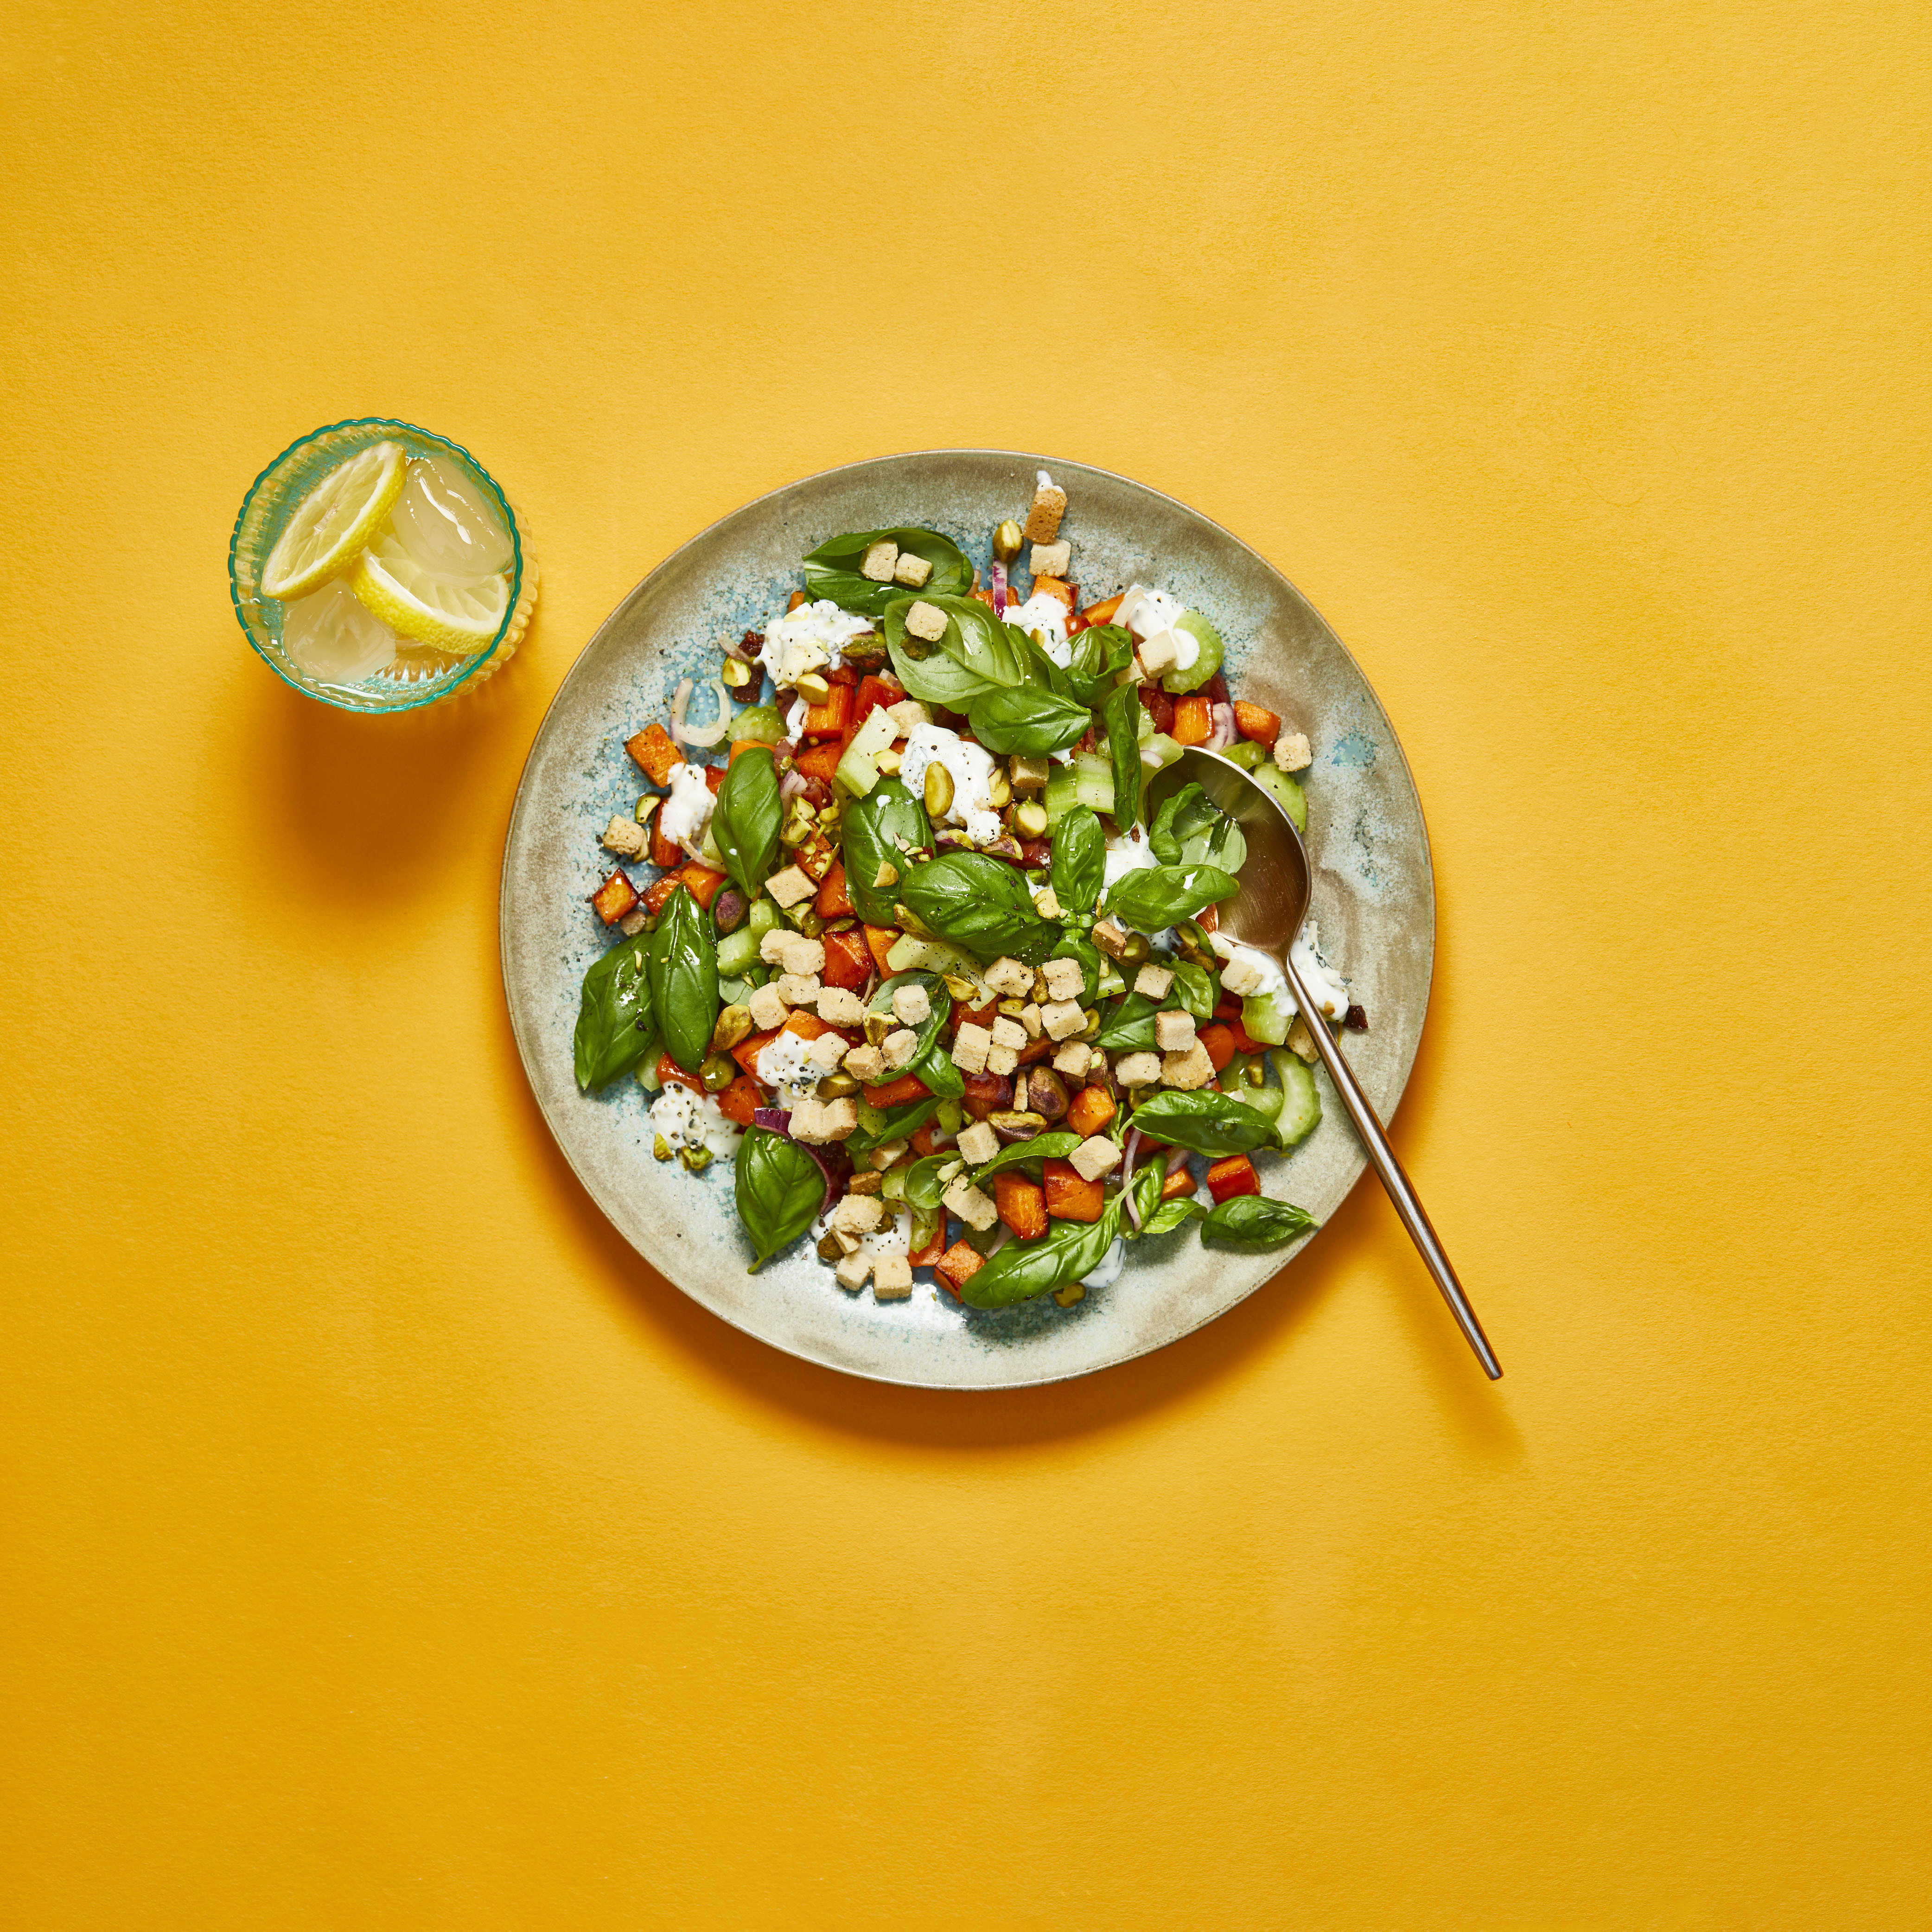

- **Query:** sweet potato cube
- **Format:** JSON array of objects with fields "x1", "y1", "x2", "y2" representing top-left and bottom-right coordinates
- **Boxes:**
[
  {"x1": 1030, "y1": 575, "x2": 1075, "y2": 612},
  {"x1": 993, "y1": 1173, "x2": 1048, "y2": 1242},
  {"x1": 705, "y1": 765, "x2": 725, "y2": 794},
  {"x1": 908, "y1": 1214, "x2": 948, "y2": 1268},
  {"x1": 1233, "y1": 701, "x2": 1281, "y2": 743},
  {"x1": 793, "y1": 741, "x2": 844, "y2": 782},
  {"x1": 1065, "y1": 1084, "x2": 1117, "y2": 1138},
  {"x1": 1080, "y1": 592, "x2": 1125, "y2": 627},
  {"x1": 820, "y1": 925, "x2": 871, "y2": 990},
  {"x1": 816, "y1": 861, "x2": 855, "y2": 921},
  {"x1": 732, "y1": 1026, "x2": 779, "y2": 1081},
  {"x1": 1196, "y1": 1022, "x2": 1238, "y2": 1072},
  {"x1": 655, "y1": 1052, "x2": 706, "y2": 1096},
  {"x1": 1161, "y1": 1165, "x2": 1199, "y2": 1203},
  {"x1": 1043, "y1": 1159, "x2": 1105, "y2": 1223},
  {"x1": 795, "y1": 831, "x2": 837, "y2": 884},
  {"x1": 935, "y1": 1240, "x2": 986, "y2": 1295},
  {"x1": 862, "y1": 924, "x2": 900, "y2": 976},
  {"x1": 1205, "y1": 1155, "x2": 1261, "y2": 1204},
  {"x1": 716, "y1": 1076, "x2": 763, "y2": 1126},
  {"x1": 961, "y1": 1072, "x2": 1012, "y2": 1120},
  {"x1": 802, "y1": 684, "x2": 852, "y2": 740},
  {"x1": 625, "y1": 722, "x2": 682, "y2": 786},
  {"x1": 589, "y1": 869, "x2": 640, "y2": 925},
  {"x1": 1171, "y1": 695, "x2": 1213, "y2": 746},
  {"x1": 677, "y1": 863, "x2": 728, "y2": 911},
  {"x1": 650, "y1": 819, "x2": 683, "y2": 868},
  {"x1": 863, "y1": 1072, "x2": 931, "y2": 1110}
]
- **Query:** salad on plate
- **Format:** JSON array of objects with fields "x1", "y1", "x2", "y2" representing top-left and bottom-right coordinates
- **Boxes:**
[{"x1": 571, "y1": 474, "x2": 1364, "y2": 1310}]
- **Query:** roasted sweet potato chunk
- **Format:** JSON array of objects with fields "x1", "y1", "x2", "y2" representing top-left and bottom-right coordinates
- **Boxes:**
[
  {"x1": 625, "y1": 722, "x2": 681, "y2": 786},
  {"x1": 820, "y1": 925, "x2": 870, "y2": 989},
  {"x1": 1232, "y1": 701, "x2": 1281, "y2": 743},
  {"x1": 589, "y1": 869, "x2": 640, "y2": 925},
  {"x1": 862, "y1": 924, "x2": 900, "y2": 976},
  {"x1": 1065, "y1": 1084, "x2": 1117, "y2": 1138},
  {"x1": 993, "y1": 1173, "x2": 1048, "y2": 1242},
  {"x1": 1205, "y1": 1155, "x2": 1260, "y2": 1203},
  {"x1": 862, "y1": 1073, "x2": 930, "y2": 1110},
  {"x1": 1171, "y1": 695, "x2": 1213, "y2": 746},
  {"x1": 935, "y1": 1240, "x2": 986, "y2": 1294},
  {"x1": 815, "y1": 860, "x2": 854, "y2": 920},
  {"x1": 1043, "y1": 1159, "x2": 1105, "y2": 1223}
]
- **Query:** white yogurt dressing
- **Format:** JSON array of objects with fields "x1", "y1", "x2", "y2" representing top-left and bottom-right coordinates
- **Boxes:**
[
  {"x1": 649, "y1": 1084, "x2": 743, "y2": 1159},
  {"x1": 1103, "y1": 823, "x2": 1159, "y2": 889},
  {"x1": 755, "y1": 1029, "x2": 822, "y2": 1110},
  {"x1": 897, "y1": 723, "x2": 1003, "y2": 844},
  {"x1": 1005, "y1": 590, "x2": 1071, "y2": 662},
  {"x1": 1115, "y1": 584, "x2": 1199, "y2": 675},
  {"x1": 783, "y1": 693, "x2": 810, "y2": 740},
  {"x1": 1212, "y1": 926, "x2": 1350, "y2": 1022},
  {"x1": 659, "y1": 761, "x2": 716, "y2": 861},
  {"x1": 1081, "y1": 1235, "x2": 1126, "y2": 1290},
  {"x1": 759, "y1": 598, "x2": 874, "y2": 689}
]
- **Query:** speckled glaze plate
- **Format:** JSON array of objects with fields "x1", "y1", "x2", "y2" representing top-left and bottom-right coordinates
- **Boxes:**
[{"x1": 500, "y1": 452, "x2": 1434, "y2": 1389}]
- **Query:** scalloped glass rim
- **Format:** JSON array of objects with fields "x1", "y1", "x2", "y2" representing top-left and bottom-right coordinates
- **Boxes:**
[{"x1": 229, "y1": 416, "x2": 526, "y2": 714}]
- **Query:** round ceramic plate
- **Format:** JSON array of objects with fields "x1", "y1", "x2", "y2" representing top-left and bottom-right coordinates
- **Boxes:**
[{"x1": 500, "y1": 452, "x2": 1434, "y2": 1389}]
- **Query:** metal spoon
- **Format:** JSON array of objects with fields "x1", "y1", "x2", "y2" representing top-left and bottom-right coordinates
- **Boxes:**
[{"x1": 1147, "y1": 747, "x2": 1502, "y2": 1379}]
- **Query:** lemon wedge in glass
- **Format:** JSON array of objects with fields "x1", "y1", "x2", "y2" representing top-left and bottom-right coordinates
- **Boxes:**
[
  {"x1": 260, "y1": 440, "x2": 408, "y2": 601},
  {"x1": 347, "y1": 530, "x2": 510, "y2": 654}
]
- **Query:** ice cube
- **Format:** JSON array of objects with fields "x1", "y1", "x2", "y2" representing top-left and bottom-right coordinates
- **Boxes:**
[
  {"x1": 280, "y1": 580, "x2": 399, "y2": 683},
  {"x1": 388, "y1": 456, "x2": 512, "y2": 579}
]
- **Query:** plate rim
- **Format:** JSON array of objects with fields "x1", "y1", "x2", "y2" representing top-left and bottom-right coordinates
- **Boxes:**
[{"x1": 499, "y1": 447, "x2": 1436, "y2": 1390}]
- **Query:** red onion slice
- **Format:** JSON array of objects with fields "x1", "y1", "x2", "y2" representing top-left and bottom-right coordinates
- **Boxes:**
[
  {"x1": 1122, "y1": 1128, "x2": 1144, "y2": 1230},
  {"x1": 1205, "y1": 701, "x2": 1238, "y2": 752}
]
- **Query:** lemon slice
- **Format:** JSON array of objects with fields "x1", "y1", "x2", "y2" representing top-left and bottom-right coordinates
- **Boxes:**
[
  {"x1": 261, "y1": 441, "x2": 408, "y2": 600},
  {"x1": 347, "y1": 531, "x2": 509, "y2": 654}
]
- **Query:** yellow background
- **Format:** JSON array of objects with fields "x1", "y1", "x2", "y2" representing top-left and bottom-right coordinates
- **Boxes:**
[{"x1": 5, "y1": 0, "x2": 1927, "y2": 1923}]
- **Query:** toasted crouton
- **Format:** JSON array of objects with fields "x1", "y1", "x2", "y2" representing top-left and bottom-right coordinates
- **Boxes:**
[
  {"x1": 1135, "y1": 964, "x2": 1174, "y2": 1000},
  {"x1": 871, "y1": 1253, "x2": 914, "y2": 1299},
  {"x1": 891, "y1": 984, "x2": 931, "y2": 1027},
  {"x1": 1040, "y1": 999, "x2": 1086, "y2": 1042},
  {"x1": 791, "y1": 1095, "x2": 858, "y2": 1143},
  {"x1": 831, "y1": 1192, "x2": 886, "y2": 1236},
  {"x1": 765, "y1": 866, "x2": 816, "y2": 908},
  {"x1": 1029, "y1": 540, "x2": 1070, "y2": 579},
  {"x1": 1161, "y1": 1041, "x2": 1216, "y2": 1090},
  {"x1": 904, "y1": 600, "x2": 948, "y2": 644},
  {"x1": 989, "y1": 1015, "x2": 1027, "y2": 1052},
  {"x1": 817, "y1": 986, "x2": 867, "y2": 1027},
  {"x1": 985, "y1": 1043, "x2": 1020, "y2": 1078},
  {"x1": 835, "y1": 1250, "x2": 874, "y2": 1291},
  {"x1": 1154, "y1": 1009, "x2": 1197, "y2": 1053},
  {"x1": 1052, "y1": 1040, "x2": 1092, "y2": 1078},
  {"x1": 778, "y1": 935, "x2": 826, "y2": 977},
  {"x1": 1091, "y1": 917, "x2": 1131, "y2": 959},
  {"x1": 1042, "y1": 956, "x2": 1086, "y2": 1002},
  {"x1": 983, "y1": 956, "x2": 1033, "y2": 999},
  {"x1": 1024, "y1": 479, "x2": 1067, "y2": 542},
  {"x1": 1114, "y1": 1051, "x2": 1161, "y2": 1088},
  {"x1": 625, "y1": 722, "x2": 682, "y2": 787},
  {"x1": 860, "y1": 540, "x2": 899, "y2": 582},
  {"x1": 806, "y1": 1031, "x2": 848, "y2": 1073},
  {"x1": 1286, "y1": 1018, "x2": 1320, "y2": 1064},
  {"x1": 1275, "y1": 730, "x2": 1313, "y2": 772},
  {"x1": 1135, "y1": 629, "x2": 1183, "y2": 680},
  {"x1": 601, "y1": 815, "x2": 648, "y2": 859},
  {"x1": 1070, "y1": 1135, "x2": 1122, "y2": 1183},
  {"x1": 956, "y1": 1120, "x2": 1001, "y2": 1166},
  {"x1": 747, "y1": 982, "x2": 789, "y2": 1032},
  {"x1": 893, "y1": 552, "x2": 932, "y2": 589},
  {"x1": 881, "y1": 1027, "x2": 919, "y2": 1071},
  {"x1": 942, "y1": 1177, "x2": 1000, "y2": 1232},
  {"x1": 775, "y1": 973, "x2": 821, "y2": 1007},
  {"x1": 843, "y1": 1042, "x2": 888, "y2": 1084}
]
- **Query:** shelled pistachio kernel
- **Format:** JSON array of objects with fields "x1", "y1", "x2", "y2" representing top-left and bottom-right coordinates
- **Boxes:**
[
  {"x1": 653, "y1": 1135, "x2": 674, "y2": 1160},
  {"x1": 710, "y1": 1005, "x2": 752, "y2": 1054},
  {"x1": 863, "y1": 1014, "x2": 892, "y2": 1047},
  {"x1": 877, "y1": 747, "x2": 902, "y2": 775},
  {"x1": 790, "y1": 907, "x2": 824, "y2": 938},
  {"x1": 1053, "y1": 1282, "x2": 1087, "y2": 1307},
  {"x1": 1012, "y1": 798, "x2": 1048, "y2": 839},
  {"x1": 700, "y1": 1053, "x2": 736, "y2": 1093},
  {"x1": 817, "y1": 1232, "x2": 846, "y2": 1261},
  {"x1": 923, "y1": 763, "x2": 954, "y2": 817},
  {"x1": 993, "y1": 519, "x2": 1024, "y2": 564},
  {"x1": 986, "y1": 768, "x2": 1012, "y2": 809},
  {"x1": 997, "y1": 997, "x2": 1027, "y2": 1017},
  {"x1": 781, "y1": 802, "x2": 816, "y2": 846},
  {"x1": 1080, "y1": 1008, "x2": 1102, "y2": 1039},
  {"x1": 1244, "y1": 1061, "x2": 1266, "y2": 1086},
  {"x1": 819, "y1": 1072, "x2": 859, "y2": 1099},
  {"x1": 721, "y1": 655, "x2": 755, "y2": 690},
  {"x1": 795, "y1": 670, "x2": 831, "y2": 703},
  {"x1": 940, "y1": 974, "x2": 977, "y2": 1001},
  {"x1": 1118, "y1": 932, "x2": 1151, "y2": 966},
  {"x1": 679, "y1": 1145, "x2": 713, "y2": 1173},
  {"x1": 635, "y1": 794, "x2": 661, "y2": 826}
]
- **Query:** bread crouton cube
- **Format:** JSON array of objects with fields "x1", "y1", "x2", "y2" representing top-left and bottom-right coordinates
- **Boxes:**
[
  {"x1": 601, "y1": 815, "x2": 649, "y2": 859},
  {"x1": 1029, "y1": 540, "x2": 1071, "y2": 579},
  {"x1": 1274, "y1": 730, "x2": 1313, "y2": 773},
  {"x1": 956, "y1": 1120, "x2": 1001, "y2": 1166},
  {"x1": 1040, "y1": 999, "x2": 1086, "y2": 1042},
  {"x1": 846, "y1": 1170, "x2": 884, "y2": 1195},
  {"x1": 791, "y1": 1095, "x2": 859, "y2": 1143},
  {"x1": 778, "y1": 934, "x2": 825, "y2": 977},
  {"x1": 1042, "y1": 957, "x2": 1086, "y2": 1002},
  {"x1": 625, "y1": 721, "x2": 682, "y2": 787},
  {"x1": 892, "y1": 552, "x2": 932, "y2": 589},
  {"x1": 942, "y1": 1177, "x2": 1000, "y2": 1231},
  {"x1": 759, "y1": 930, "x2": 795, "y2": 966},
  {"x1": 747, "y1": 982, "x2": 789, "y2": 1032},
  {"x1": 983, "y1": 956, "x2": 1034, "y2": 999},
  {"x1": 805, "y1": 1030, "x2": 848, "y2": 1073},
  {"x1": 618, "y1": 906, "x2": 651, "y2": 937},
  {"x1": 831, "y1": 1192, "x2": 886, "y2": 1236},
  {"x1": 1009, "y1": 753, "x2": 1050, "y2": 794},
  {"x1": 860, "y1": 539, "x2": 899, "y2": 582},
  {"x1": 1134, "y1": 628, "x2": 1183, "y2": 680},
  {"x1": 1161, "y1": 1041, "x2": 1216, "y2": 1090},
  {"x1": 843, "y1": 1042, "x2": 888, "y2": 1084},
  {"x1": 872, "y1": 1252, "x2": 914, "y2": 1299},
  {"x1": 886, "y1": 699, "x2": 933, "y2": 735},
  {"x1": 989, "y1": 1015, "x2": 1027, "y2": 1052},
  {"x1": 834, "y1": 1249, "x2": 874, "y2": 1291},
  {"x1": 1017, "y1": 1003, "x2": 1042, "y2": 1039},
  {"x1": 1052, "y1": 1040, "x2": 1092, "y2": 1078},
  {"x1": 775, "y1": 973, "x2": 821, "y2": 1007},
  {"x1": 1154, "y1": 1009, "x2": 1197, "y2": 1053},
  {"x1": 816, "y1": 986, "x2": 867, "y2": 1027},
  {"x1": 589, "y1": 869, "x2": 640, "y2": 925},
  {"x1": 881, "y1": 1028, "x2": 919, "y2": 1071},
  {"x1": 1070, "y1": 1135, "x2": 1122, "y2": 1183},
  {"x1": 1114, "y1": 1051, "x2": 1161, "y2": 1088},
  {"x1": 891, "y1": 984, "x2": 931, "y2": 1026},
  {"x1": 1217, "y1": 949, "x2": 1269, "y2": 998},
  {"x1": 1091, "y1": 917, "x2": 1131, "y2": 959},
  {"x1": 765, "y1": 866, "x2": 816, "y2": 909},
  {"x1": 1286, "y1": 1018, "x2": 1320, "y2": 1064},
  {"x1": 1023, "y1": 480, "x2": 1067, "y2": 543},
  {"x1": 985, "y1": 1043, "x2": 1020, "y2": 1078},
  {"x1": 951, "y1": 1022, "x2": 992, "y2": 1074},
  {"x1": 905, "y1": 600, "x2": 948, "y2": 644},
  {"x1": 1135, "y1": 964, "x2": 1174, "y2": 1000}
]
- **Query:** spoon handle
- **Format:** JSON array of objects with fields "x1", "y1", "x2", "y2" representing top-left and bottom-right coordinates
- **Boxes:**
[{"x1": 1280, "y1": 956, "x2": 1502, "y2": 1379}]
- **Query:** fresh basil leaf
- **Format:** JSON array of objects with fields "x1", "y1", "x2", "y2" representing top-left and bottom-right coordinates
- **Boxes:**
[
  {"x1": 802, "y1": 527, "x2": 971, "y2": 618},
  {"x1": 1169, "y1": 960, "x2": 1217, "y2": 1020},
  {"x1": 1047, "y1": 930, "x2": 1104, "y2": 1002},
  {"x1": 848, "y1": 1094, "x2": 941, "y2": 1154},
  {"x1": 1050, "y1": 805, "x2": 1106, "y2": 917},
  {"x1": 1129, "y1": 1088, "x2": 1284, "y2": 1156},
  {"x1": 972, "y1": 1132, "x2": 1081, "y2": 1182},
  {"x1": 869, "y1": 970, "x2": 961, "y2": 1099},
  {"x1": 645, "y1": 885, "x2": 720, "y2": 1073},
  {"x1": 572, "y1": 932, "x2": 657, "y2": 1091},
  {"x1": 1101, "y1": 861, "x2": 1236, "y2": 935},
  {"x1": 1101, "y1": 678, "x2": 1144, "y2": 829},
  {"x1": 1200, "y1": 1195, "x2": 1317, "y2": 1250},
  {"x1": 733, "y1": 1126, "x2": 825, "y2": 1271},
  {"x1": 904, "y1": 1152, "x2": 956, "y2": 1211},
  {"x1": 1062, "y1": 623, "x2": 1135, "y2": 703},
  {"x1": 1140, "y1": 1195, "x2": 1207, "y2": 1237},
  {"x1": 842, "y1": 778, "x2": 931, "y2": 924},
  {"x1": 711, "y1": 744, "x2": 781, "y2": 902},
  {"x1": 1013, "y1": 625, "x2": 1074, "y2": 697},
  {"x1": 955, "y1": 1208, "x2": 1122, "y2": 1309},
  {"x1": 966, "y1": 685, "x2": 1092, "y2": 756},
  {"x1": 897, "y1": 853, "x2": 1056, "y2": 964},
  {"x1": 883, "y1": 594, "x2": 1026, "y2": 707},
  {"x1": 1129, "y1": 1157, "x2": 1165, "y2": 1223},
  {"x1": 1091, "y1": 990, "x2": 1161, "y2": 1052},
  {"x1": 1148, "y1": 781, "x2": 1246, "y2": 872}
]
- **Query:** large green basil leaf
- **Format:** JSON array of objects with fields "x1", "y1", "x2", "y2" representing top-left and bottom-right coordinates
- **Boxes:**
[
  {"x1": 1050, "y1": 805, "x2": 1106, "y2": 916},
  {"x1": 733, "y1": 1126, "x2": 826, "y2": 1271},
  {"x1": 883, "y1": 594, "x2": 1027, "y2": 707},
  {"x1": 955, "y1": 1203, "x2": 1123, "y2": 1309},
  {"x1": 1091, "y1": 990, "x2": 1161, "y2": 1051},
  {"x1": 1062, "y1": 623, "x2": 1136, "y2": 703},
  {"x1": 1101, "y1": 861, "x2": 1236, "y2": 934},
  {"x1": 1013, "y1": 625, "x2": 1074, "y2": 697},
  {"x1": 903, "y1": 1152, "x2": 955, "y2": 1211},
  {"x1": 711, "y1": 745, "x2": 781, "y2": 902},
  {"x1": 848, "y1": 1094, "x2": 942, "y2": 1154},
  {"x1": 897, "y1": 853, "x2": 1056, "y2": 964},
  {"x1": 1047, "y1": 929, "x2": 1104, "y2": 1002},
  {"x1": 802, "y1": 527, "x2": 971, "y2": 617},
  {"x1": 868, "y1": 971, "x2": 961, "y2": 1098},
  {"x1": 971, "y1": 1132, "x2": 1081, "y2": 1182},
  {"x1": 1101, "y1": 678, "x2": 1144, "y2": 829},
  {"x1": 1140, "y1": 1195, "x2": 1207, "y2": 1237},
  {"x1": 645, "y1": 885, "x2": 720, "y2": 1073},
  {"x1": 1129, "y1": 1089, "x2": 1285, "y2": 1156},
  {"x1": 573, "y1": 932, "x2": 657, "y2": 1091},
  {"x1": 965, "y1": 685, "x2": 1092, "y2": 756},
  {"x1": 1148, "y1": 780, "x2": 1247, "y2": 872},
  {"x1": 842, "y1": 778, "x2": 931, "y2": 924},
  {"x1": 1200, "y1": 1195, "x2": 1317, "y2": 1250},
  {"x1": 1169, "y1": 960, "x2": 1218, "y2": 1020}
]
